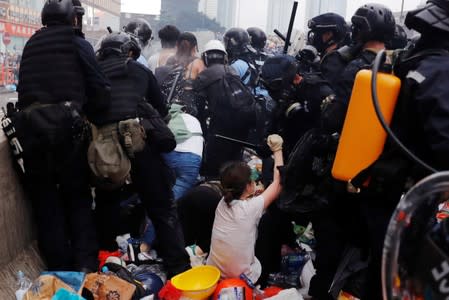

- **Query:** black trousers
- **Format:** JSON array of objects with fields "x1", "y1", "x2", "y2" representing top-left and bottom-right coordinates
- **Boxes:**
[
  {"x1": 24, "y1": 138, "x2": 98, "y2": 271},
  {"x1": 359, "y1": 194, "x2": 398, "y2": 300},
  {"x1": 255, "y1": 205, "x2": 306, "y2": 288},
  {"x1": 95, "y1": 145, "x2": 190, "y2": 277},
  {"x1": 202, "y1": 132, "x2": 246, "y2": 179},
  {"x1": 308, "y1": 208, "x2": 346, "y2": 300},
  {"x1": 177, "y1": 185, "x2": 221, "y2": 253}
]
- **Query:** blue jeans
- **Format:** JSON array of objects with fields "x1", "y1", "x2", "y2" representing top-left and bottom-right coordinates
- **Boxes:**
[{"x1": 163, "y1": 151, "x2": 202, "y2": 200}]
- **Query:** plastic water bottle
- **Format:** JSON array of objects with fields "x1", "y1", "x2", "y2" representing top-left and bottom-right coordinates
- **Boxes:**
[{"x1": 15, "y1": 271, "x2": 32, "y2": 300}]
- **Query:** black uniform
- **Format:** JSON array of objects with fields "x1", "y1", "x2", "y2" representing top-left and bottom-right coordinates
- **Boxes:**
[
  {"x1": 320, "y1": 49, "x2": 351, "y2": 89},
  {"x1": 321, "y1": 49, "x2": 377, "y2": 134},
  {"x1": 93, "y1": 54, "x2": 190, "y2": 277},
  {"x1": 194, "y1": 64, "x2": 248, "y2": 179},
  {"x1": 307, "y1": 49, "x2": 378, "y2": 300},
  {"x1": 357, "y1": 39, "x2": 449, "y2": 299},
  {"x1": 16, "y1": 25, "x2": 110, "y2": 271},
  {"x1": 275, "y1": 74, "x2": 334, "y2": 155}
]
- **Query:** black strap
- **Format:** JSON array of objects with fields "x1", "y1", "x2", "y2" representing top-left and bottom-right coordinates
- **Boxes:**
[{"x1": 351, "y1": 49, "x2": 449, "y2": 188}]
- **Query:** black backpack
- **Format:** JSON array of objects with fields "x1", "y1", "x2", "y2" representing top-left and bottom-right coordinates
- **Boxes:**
[
  {"x1": 216, "y1": 69, "x2": 257, "y2": 129},
  {"x1": 278, "y1": 128, "x2": 343, "y2": 214}
]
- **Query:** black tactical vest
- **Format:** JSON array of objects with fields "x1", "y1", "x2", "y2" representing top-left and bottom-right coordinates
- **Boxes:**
[
  {"x1": 18, "y1": 25, "x2": 84, "y2": 109},
  {"x1": 96, "y1": 56, "x2": 142, "y2": 125}
]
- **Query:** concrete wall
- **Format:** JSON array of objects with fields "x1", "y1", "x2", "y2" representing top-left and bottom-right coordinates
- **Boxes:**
[{"x1": 0, "y1": 133, "x2": 44, "y2": 298}]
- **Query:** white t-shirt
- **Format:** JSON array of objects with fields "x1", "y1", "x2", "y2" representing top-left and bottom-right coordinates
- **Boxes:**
[
  {"x1": 147, "y1": 53, "x2": 160, "y2": 73},
  {"x1": 148, "y1": 49, "x2": 177, "y2": 72},
  {"x1": 207, "y1": 195, "x2": 265, "y2": 283},
  {"x1": 137, "y1": 55, "x2": 149, "y2": 68},
  {"x1": 174, "y1": 113, "x2": 203, "y2": 157}
]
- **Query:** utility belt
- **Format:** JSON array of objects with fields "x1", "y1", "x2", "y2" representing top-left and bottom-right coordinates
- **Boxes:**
[
  {"x1": 346, "y1": 152, "x2": 417, "y2": 200},
  {"x1": 87, "y1": 118, "x2": 147, "y2": 191},
  {"x1": 1, "y1": 101, "x2": 86, "y2": 175}
]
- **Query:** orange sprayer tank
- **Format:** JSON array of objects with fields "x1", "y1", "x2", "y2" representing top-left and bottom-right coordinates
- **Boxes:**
[{"x1": 332, "y1": 69, "x2": 401, "y2": 182}]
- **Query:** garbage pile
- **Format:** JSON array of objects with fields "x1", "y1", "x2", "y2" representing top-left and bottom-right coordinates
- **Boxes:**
[{"x1": 14, "y1": 225, "x2": 315, "y2": 300}]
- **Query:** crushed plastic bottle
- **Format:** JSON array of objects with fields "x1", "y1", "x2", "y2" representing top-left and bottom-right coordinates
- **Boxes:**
[{"x1": 15, "y1": 271, "x2": 32, "y2": 300}]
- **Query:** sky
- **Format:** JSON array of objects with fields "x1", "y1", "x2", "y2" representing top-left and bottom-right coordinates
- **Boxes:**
[
  {"x1": 121, "y1": 0, "x2": 161, "y2": 15},
  {"x1": 121, "y1": 0, "x2": 424, "y2": 25},
  {"x1": 346, "y1": 0, "x2": 423, "y2": 18}
]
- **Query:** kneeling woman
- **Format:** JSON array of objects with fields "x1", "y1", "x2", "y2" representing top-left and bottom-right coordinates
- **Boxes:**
[{"x1": 207, "y1": 135, "x2": 284, "y2": 283}]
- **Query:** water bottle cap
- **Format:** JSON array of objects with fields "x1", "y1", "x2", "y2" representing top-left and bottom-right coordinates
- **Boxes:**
[{"x1": 102, "y1": 266, "x2": 109, "y2": 273}]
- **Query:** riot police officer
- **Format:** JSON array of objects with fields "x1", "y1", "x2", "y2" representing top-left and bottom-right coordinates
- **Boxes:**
[
  {"x1": 304, "y1": 4, "x2": 395, "y2": 299},
  {"x1": 123, "y1": 18, "x2": 153, "y2": 67},
  {"x1": 261, "y1": 55, "x2": 334, "y2": 155},
  {"x1": 307, "y1": 13, "x2": 348, "y2": 57},
  {"x1": 16, "y1": 0, "x2": 111, "y2": 271},
  {"x1": 223, "y1": 28, "x2": 259, "y2": 90},
  {"x1": 307, "y1": 13, "x2": 350, "y2": 87},
  {"x1": 247, "y1": 27, "x2": 269, "y2": 69},
  {"x1": 195, "y1": 40, "x2": 253, "y2": 179},
  {"x1": 260, "y1": 55, "x2": 341, "y2": 296},
  {"x1": 322, "y1": 3, "x2": 395, "y2": 134},
  {"x1": 93, "y1": 32, "x2": 191, "y2": 278},
  {"x1": 358, "y1": 1, "x2": 449, "y2": 298}
]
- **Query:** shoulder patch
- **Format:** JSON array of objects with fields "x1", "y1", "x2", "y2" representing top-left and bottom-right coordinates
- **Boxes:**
[{"x1": 406, "y1": 70, "x2": 426, "y2": 84}]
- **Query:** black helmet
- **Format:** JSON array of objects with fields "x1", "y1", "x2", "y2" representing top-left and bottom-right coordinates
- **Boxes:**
[
  {"x1": 42, "y1": 0, "x2": 84, "y2": 27},
  {"x1": 223, "y1": 28, "x2": 250, "y2": 61},
  {"x1": 247, "y1": 27, "x2": 267, "y2": 50},
  {"x1": 98, "y1": 32, "x2": 141, "y2": 60},
  {"x1": 307, "y1": 13, "x2": 348, "y2": 54},
  {"x1": 261, "y1": 55, "x2": 298, "y2": 101},
  {"x1": 405, "y1": 0, "x2": 449, "y2": 35},
  {"x1": 123, "y1": 19, "x2": 153, "y2": 47},
  {"x1": 387, "y1": 24, "x2": 408, "y2": 50},
  {"x1": 382, "y1": 172, "x2": 449, "y2": 300},
  {"x1": 351, "y1": 3, "x2": 395, "y2": 43}
]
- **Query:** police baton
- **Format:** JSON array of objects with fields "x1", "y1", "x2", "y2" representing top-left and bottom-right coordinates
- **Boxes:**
[
  {"x1": 273, "y1": 29, "x2": 291, "y2": 46},
  {"x1": 283, "y1": 1, "x2": 298, "y2": 54},
  {"x1": 214, "y1": 134, "x2": 261, "y2": 150}
]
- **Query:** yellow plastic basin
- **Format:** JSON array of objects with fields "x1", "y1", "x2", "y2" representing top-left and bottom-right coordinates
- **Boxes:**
[{"x1": 171, "y1": 266, "x2": 221, "y2": 300}]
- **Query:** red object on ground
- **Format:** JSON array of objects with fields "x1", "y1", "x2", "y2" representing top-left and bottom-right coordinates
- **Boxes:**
[
  {"x1": 213, "y1": 278, "x2": 253, "y2": 300},
  {"x1": 256, "y1": 286, "x2": 283, "y2": 299},
  {"x1": 158, "y1": 280, "x2": 182, "y2": 300},
  {"x1": 98, "y1": 250, "x2": 122, "y2": 269}
]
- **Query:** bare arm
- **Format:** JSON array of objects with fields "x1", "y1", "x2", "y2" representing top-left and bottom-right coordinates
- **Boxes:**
[{"x1": 262, "y1": 149, "x2": 284, "y2": 209}]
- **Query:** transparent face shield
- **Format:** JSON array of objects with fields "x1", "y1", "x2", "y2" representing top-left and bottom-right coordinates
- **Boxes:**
[{"x1": 382, "y1": 171, "x2": 449, "y2": 300}]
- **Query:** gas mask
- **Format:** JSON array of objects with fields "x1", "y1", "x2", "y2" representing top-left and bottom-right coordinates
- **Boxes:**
[
  {"x1": 307, "y1": 30, "x2": 335, "y2": 55},
  {"x1": 262, "y1": 78, "x2": 305, "y2": 120},
  {"x1": 261, "y1": 77, "x2": 296, "y2": 103}
]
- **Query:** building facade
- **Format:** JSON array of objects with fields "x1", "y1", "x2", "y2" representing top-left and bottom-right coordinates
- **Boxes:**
[
  {"x1": 0, "y1": 0, "x2": 45, "y2": 86},
  {"x1": 198, "y1": 0, "x2": 218, "y2": 20},
  {"x1": 266, "y1": 0, "x2": 298, "y2": 34},
  {"x1": 0, "y1": 0, "x2": 44, "y2": 53},
  {"x1": 82, "y1": 0, "x2": 121, "y2": 45},
  {"x1": 216, "y1": 0, "x2": 237, "y2": 30},
  {"x1": 0, "y1": 0, "x2": 120, "y2": 87},
  {"x1": 305, "y1": 0, "x2": 347, "y2": 23}
]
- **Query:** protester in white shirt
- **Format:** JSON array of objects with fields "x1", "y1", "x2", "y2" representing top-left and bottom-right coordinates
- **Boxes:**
[{"x1": 207, "y1": 134, "x2": 284, "y2": 282}]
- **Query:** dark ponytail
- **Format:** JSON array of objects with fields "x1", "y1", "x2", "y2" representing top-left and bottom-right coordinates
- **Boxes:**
[
  {"x1": 175, "y1": 32, "x2": 198, "y2": 67},
  {"x1": 220, "y1": 162, "x2": 252, "y2": 206}
]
